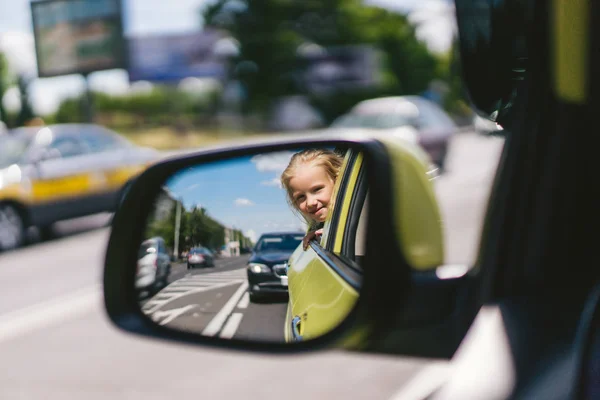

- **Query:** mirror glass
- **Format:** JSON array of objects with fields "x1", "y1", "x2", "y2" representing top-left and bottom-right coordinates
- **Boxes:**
[{"x1": 136, "y1": 145, "x2": 368, "y2": 343}]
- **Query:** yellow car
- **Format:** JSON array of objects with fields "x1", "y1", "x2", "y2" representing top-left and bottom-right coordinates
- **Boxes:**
[
  {"x1": 0, "y1": 124, "x2": 159, "y2": 251},
  {"x1": 284, "y1": 137, "x2": 443, "y2": 343}
]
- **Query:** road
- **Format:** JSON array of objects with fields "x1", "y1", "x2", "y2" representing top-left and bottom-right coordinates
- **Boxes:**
[
  {"x1": 140, "y1": 256, "x2": 288, "y2": 342},
  {"x1": 0, "y1": 131, "x2": 505, "y2": 399}
]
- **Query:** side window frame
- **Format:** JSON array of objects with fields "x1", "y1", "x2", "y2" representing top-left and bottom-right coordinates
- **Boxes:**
[{"x1": 307, "y1": 148, "x2": 364, "y2": 282}]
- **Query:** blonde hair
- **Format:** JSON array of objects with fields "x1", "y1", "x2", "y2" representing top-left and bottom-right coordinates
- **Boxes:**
[{"x1": 281, "y1": 148, "x2": 344, "y2": 227}]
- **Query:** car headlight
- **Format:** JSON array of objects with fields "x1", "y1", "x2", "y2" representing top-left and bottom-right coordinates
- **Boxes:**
[{"x1": 248, "y1": 263, "x2": 271, "y2": 274}]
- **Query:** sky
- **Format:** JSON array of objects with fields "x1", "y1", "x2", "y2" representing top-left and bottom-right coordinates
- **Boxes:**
[
  {"x1": 0, "y1": 0, "x2": 456, "y2": 116},
  {"x1": 165, "y1": 149, "x2": 308, "y2": 242}
]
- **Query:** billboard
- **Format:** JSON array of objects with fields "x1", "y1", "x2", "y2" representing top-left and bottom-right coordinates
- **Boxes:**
[
  {"x1": 299, "y1": 45, "x2": 383, "y2": 94},
  {"x1": 127, "y1": 30, "x2": 229, "y2": 83},
  {"x1": 30, "y1": 0, "x2": 126, "y2": 78}
]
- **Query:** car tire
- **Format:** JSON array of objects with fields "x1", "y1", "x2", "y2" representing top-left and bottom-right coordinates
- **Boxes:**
[
  {"x1": 0, "y1": 204, "x2": 25, "y2": 251},
  {"x1": 249, "y1": 291, "x2": 259, "y2": 303}
]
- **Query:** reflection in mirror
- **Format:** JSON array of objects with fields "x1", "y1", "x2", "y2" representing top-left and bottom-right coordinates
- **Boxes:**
[{"x1": 136, "y1": 145, "x2": 368, "y2": 343}]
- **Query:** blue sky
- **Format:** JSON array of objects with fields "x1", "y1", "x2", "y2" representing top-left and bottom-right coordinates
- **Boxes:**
[
  {"x1": 0, "y1": 0, "x2": 456, "y2": 116},
  {"x1": 165, "y1": 150, "x2": 308, "y2": 242}
]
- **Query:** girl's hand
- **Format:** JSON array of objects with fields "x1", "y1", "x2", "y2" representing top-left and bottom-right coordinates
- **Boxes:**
[{"x1": 302, "y1": 229, "x2": 324, "y2": 250}]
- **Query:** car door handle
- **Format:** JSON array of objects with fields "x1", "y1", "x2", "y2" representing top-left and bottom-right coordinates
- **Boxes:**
[{"x1": 291, "y1": 316, "x2": 303, "y2": 341}]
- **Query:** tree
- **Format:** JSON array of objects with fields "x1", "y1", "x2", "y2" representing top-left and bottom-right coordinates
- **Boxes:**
[
  {"x1": 0, "y1": 53, "x2": 11, "y2": 126},
  {"x1": 200, "y1": 0, "x2": 441, "y2": 122},
  {"x1": 16, "y1": 75, "x2": 35, "y2": 126}
]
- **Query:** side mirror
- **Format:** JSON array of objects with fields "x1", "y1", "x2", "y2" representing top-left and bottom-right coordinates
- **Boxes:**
[
  {"x1": 455, "y1": 0, "x2": 532, "y2": 126},
  {"x1": 103, "y1": 133, "x2": 456, "y2": 354}
]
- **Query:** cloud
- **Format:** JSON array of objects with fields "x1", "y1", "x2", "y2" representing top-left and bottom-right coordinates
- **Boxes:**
[
  {"x1": 251, "y1": 151, "x2": 295, "y2": 173},
  {"x1": 235, "y1": 198, "x2": 254, "y2": 207},
  {"x1": 261, "y1": 177, "x2": 282, "y2": 188}
]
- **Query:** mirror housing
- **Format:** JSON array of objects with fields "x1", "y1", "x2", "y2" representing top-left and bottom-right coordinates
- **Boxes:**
[
  {"x1": 103, "y1": 132, "x2": 448, "y2": 353},
  {"x1": 454, "y1": 0, "x2": 533, "y2": 127}
]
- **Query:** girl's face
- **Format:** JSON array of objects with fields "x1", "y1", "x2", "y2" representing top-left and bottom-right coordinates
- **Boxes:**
[{"x1": 289, "y1": 162, "x2": 335, "y2": 223}]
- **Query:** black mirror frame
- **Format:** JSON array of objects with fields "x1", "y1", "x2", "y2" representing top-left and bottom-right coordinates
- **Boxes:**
[{"x1": 103, "y1": 134, "x2": 412, "y2": 354}]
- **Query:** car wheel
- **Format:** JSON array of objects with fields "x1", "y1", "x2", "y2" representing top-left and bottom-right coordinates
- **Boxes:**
[{"x1": 0, "y1": 204, "x2": 24, "y2": 251}]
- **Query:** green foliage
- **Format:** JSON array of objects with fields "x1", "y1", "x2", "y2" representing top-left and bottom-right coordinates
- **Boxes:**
[
  {"x1": 0, "y1": 53, "x2": 12, "y2": 126},
  {"x1": 145, "y1": 199, "x2": 249, "y2": 255},
  {"x1": 15, "y1": 75, "x2": 36, "y2": 126},
  {"x1": 51, "y1": 86, "x2": 221, "y2": 130},
  {"x1": 201, "y1": 0, "x2": 441, "y2": 122}
]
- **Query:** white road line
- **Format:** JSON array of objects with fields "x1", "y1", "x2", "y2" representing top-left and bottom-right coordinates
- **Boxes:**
[
  {"x1": 237, "y1": 292, "x2": 250, "y2": 309},
  {"x1": 387, "y1": 361, "x2": 451, "y2": 400},
  {"x1": 155, "y1": 304, "x2": 197, "y2": 326},
  {"x1": 142, "y1": 280, "x2": 243, "y2": 314},
  {"x1": 219, "y1": 313, "x2": 244, "y2": 339},
  {"x1": 202, "y1": 281, "x2": 249, "y2": 336},
  {"x1": 0, "y1": 285, "x2": 101, "y2": 343}
]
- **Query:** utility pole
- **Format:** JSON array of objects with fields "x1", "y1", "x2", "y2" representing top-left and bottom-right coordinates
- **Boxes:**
[{"x1": 174, "y1": 200, "x2": 182, "y2": 259}]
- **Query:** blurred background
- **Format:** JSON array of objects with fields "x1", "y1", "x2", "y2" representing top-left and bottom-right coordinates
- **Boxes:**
[{"x1": 0, "y1": 1, "x2": 505, "y2": 399}]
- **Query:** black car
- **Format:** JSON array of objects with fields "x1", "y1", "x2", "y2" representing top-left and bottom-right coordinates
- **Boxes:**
[
  {"x1": 247, "y1": 232, "x2": 304, "y2": 303},
  {"x1": 187, "y1": 247, "x2": 216, "y2": 269}
]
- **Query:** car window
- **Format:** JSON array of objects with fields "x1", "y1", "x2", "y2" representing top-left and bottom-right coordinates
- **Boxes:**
[
  {"x1": 316, "y1": 148, "x2": 367, "y2": 271},
  {"x1": 354, "y1": 191, "x2": 369, "y2": 265},
  {"x1": 255, "y1": 235, "x2": 303, "y2": 252},
  {"x1": 335, "y1": 154, "x2": 368, "y2": 267},
  {"x1": 48, "y1": 136, "x2": 87, "y2": 158},
  {"x1": 80, "y1": 128, "x2": 129, "y2": 153}
]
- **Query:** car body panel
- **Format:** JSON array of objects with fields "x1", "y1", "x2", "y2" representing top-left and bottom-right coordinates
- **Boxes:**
[
  {"x1": 286, "y1": 245, "x2": 359, "y2": 342},
  {"x1": 285, "y1": 137, "x2": 443, "y2": 342},
  {"x1": 285, "y1": 148, "x2": 364, "y2": 342},
  {"x1": 0, "y1": 124, "x2": 158, "y2": 229},
  {"x1": 329, "y1": 95, "x2": 457, "y2": 167},
  {"x1": 378, "y1": 135, "x2": 445, "y2": 270}
]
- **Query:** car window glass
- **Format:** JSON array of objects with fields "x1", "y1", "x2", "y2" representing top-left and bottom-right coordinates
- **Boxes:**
[
  {"x1": 80, "y1": 127, "x2": 130, "y2": 153},
  {"x1": 255, "y1": 235, "x2": 303, "y2": 252},
  {"x1": 354, "y1": 191, "x2": 369, "y2": 263},
  {"x1": 335, "y1": 158, "x2": 368, "y2": 267},
  {"x1": 48, "y1": 137, "x2": 86, "y2": 158}
]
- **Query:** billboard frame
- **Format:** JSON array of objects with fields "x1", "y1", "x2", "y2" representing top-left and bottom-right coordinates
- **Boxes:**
[{"x1": 30, "y1": 0, "x2": 128, "y2": 78}]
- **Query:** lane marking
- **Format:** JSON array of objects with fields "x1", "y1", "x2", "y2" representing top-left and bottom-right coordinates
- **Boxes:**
[
  {"x1": 219, "y1": 313, "x2": 244, "y2": 339},
  {"x1": 0, "y1": 285, "x2": 101, "y2": 343},
  {"x1": 237, "y1": 292, "x2": 250, "y2": 309},
  {"x1": 154, "y1": 304, "x2": 197, "y2": 326},
  {"x1": 142, "y1": 281, "x2": 242, "y2": 314},
  {"x1": 202, "y1": 281, "x2": 249, "y2": 336},
  {"x1": 387, "y1": 361, "x2": 451, "y2": 400}
]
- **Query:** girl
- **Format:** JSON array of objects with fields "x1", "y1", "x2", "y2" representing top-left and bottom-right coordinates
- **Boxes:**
[{"x1": 281, "y1": 148, "x2": 344, "y2": 250}]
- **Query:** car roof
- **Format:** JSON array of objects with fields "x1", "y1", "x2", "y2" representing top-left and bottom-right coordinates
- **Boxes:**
[
  {"x1": 7, "y1": 124, "x2": 128, "y2": 142},
  {"x1": 258, "y1": 232, "x2": 305, "y2": 238},
  {"x1": 350, "y1": 95, "x2": 438, "y2": 114}
]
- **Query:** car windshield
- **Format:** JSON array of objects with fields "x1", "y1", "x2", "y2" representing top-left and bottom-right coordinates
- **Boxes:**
[
  {"x1": 0, "y1": 135, "x2": 31, "y2": 168},
  {"x1": 331, "y1": 113, "x2": 412, "y2": 129},
  {"x1": 190, "y1": 248, "x2": 210, "y2": 254},
  {"x1": 138, "y1": 243, "x2": 157, "y2": 259},
  {"x1": 255, "y1": 234, "x2": 304, "y2": 252}
]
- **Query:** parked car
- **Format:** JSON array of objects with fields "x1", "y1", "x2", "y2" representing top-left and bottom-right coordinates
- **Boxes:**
[
  {"x1": 187, "y1": 247, "x2": 216, "y2": 268},
  {"x1": 329, "y1": 95, "x2": 458, "y2": 170},
  {"x1": 135, "y1": 236, "x2": 172, "y2": 297},
  {"x1": 247, "y1": 231, "x2": 305, "y2": 302},
  {"x1": 0, "y1": 123, "x2": 159, "y2": 251}
]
